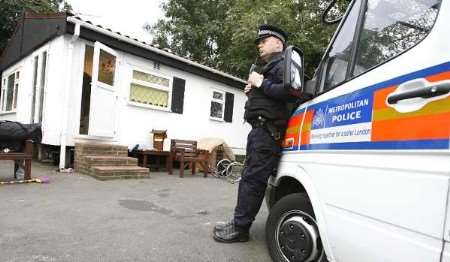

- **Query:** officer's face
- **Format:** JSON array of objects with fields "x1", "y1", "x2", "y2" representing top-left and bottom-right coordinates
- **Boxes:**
[{"x1": 257, "y1": 36, "x2": 283, "y2": 59}]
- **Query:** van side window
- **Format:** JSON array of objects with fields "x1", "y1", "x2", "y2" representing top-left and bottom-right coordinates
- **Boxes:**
[
  {"x1": 320, "y1": 0, "x2": 362, "y2": 92},
  {"x1": 353, "y1": 0, "x2": 441, "y2": 76}
]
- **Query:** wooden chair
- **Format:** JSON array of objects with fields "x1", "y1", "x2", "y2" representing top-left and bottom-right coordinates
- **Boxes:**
[
  {"x1": 168, "y1": 139, "x2": 210, "y2": 178},
  {"x1": 0, "y1": 140, "x2": 33, "y2": 180}
]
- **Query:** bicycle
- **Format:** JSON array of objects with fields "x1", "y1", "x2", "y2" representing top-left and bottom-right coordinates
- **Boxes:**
[{"x1": 213, "y1": 158, "x2": 244, "y2": 184}]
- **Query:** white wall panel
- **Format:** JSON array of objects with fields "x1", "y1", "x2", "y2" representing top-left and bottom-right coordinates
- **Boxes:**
[{"x1": 67, "y1": 38, "x2": 250, "y2": 154}]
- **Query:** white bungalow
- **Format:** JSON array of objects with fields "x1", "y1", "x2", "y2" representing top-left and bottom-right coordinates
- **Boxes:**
[{"x1": 0, "y1": 13, "x2": 250, "y2": 170}]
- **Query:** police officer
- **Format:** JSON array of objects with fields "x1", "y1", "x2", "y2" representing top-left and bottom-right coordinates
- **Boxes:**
[{"x1": 214, "y1": 24, "x2": 293, "y2": 243}]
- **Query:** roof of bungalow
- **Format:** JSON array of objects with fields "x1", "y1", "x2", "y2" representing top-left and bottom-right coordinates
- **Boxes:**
[{"x1": 0, "y1": 12, "x2": 245, "y2": 89}]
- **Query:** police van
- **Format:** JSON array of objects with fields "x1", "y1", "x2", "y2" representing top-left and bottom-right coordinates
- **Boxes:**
[{"x1": 265, "y1": 0, "x2": 450, "y2": 261}]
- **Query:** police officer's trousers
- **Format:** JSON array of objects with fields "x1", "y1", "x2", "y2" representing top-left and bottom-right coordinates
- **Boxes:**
[{"x1": 233, "y1": 127, "x2": 281, "y2": 230}]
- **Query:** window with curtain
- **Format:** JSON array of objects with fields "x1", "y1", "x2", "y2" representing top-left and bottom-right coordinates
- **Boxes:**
[{"x1": 129, "y1": 70, "x2": 171, "y2": 109}]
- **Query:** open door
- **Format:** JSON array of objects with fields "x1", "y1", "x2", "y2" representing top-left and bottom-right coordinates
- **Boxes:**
[{"x1": 88, "y1": 41, "x2": 118, "y2": 137}]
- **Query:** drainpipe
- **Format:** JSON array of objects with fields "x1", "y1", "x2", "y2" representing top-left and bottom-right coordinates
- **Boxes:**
[{"x1": 59, "y1": 21, "x2": 80, "y2": 171}]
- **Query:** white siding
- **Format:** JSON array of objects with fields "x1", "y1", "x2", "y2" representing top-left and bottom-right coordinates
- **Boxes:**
[
  {"x1": 0, "y1": 36, "x2": 67, "y2": 147},
  {"x1": 41, "y1": 36, "x2": 69, "y2": 146},
  {"x1": 66, "y1": 38, "x2": 250, "y2": 154}
]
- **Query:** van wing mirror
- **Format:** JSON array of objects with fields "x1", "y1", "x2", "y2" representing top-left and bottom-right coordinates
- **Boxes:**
[{"x1": 284, "y1": 46, "x2": 313, "y2": 100}]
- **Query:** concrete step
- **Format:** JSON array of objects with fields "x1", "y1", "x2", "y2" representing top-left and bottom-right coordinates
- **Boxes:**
[
  {"x1": 84, "y1": 155, "x2": 138, "y2": 166},
  {"x1": 77, "y1": 156, "x2": 139, "y2": 175},
  {"x1": 90, "y1": 166, "x2": 150, "y2": 181},
  {"x1": 75, "y1": 143, "x2": 128, "y2": 157}
]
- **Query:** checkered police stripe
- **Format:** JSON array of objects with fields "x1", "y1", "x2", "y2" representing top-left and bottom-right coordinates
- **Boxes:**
[{"x1": 258, "y1": 30, "x2": 285, "y2": 43}]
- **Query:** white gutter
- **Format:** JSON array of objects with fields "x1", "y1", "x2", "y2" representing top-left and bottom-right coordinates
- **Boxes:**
[
  {"x1": 58, "y1": 21, "x2": 80, "y2": 170},
  {"x1": 66, "y1": 16, "x2": 246, "y2": 85}
]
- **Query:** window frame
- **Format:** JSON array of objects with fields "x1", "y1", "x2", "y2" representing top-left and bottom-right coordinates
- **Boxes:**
[
  {"x1": 316, "y1": 0, "x2": 363, "y2": 94},
  {"x1": 209, "y1": 89, "x2": 226, "y2": 121},
  {"x1": 30, "y1": 48, "x2": 49, "y2": 123},
  {"x1": 127, "y1": 66, "x2": 173, "y2": 112},
  {"x1": 37, "y1": 50, "x2": 49, "y2": 123},
  {"x1": 13, "y1": 71, "x2": 19, "y2": 109},
  {"x1": 349, "y1": 0, "x2": 442, "y2": 78},
  {"x1": 1, "y1": 78, "x2": 6, "y2": 112},
  {"x1": 313, "y1": 0, "x2": 442, "y2": 96},
  {"x1": 92, "y1": 42, "x2": 118, "y2": 91},
  {"x1": 0, "y1": 67, "x2": 21, "y2": 114}
]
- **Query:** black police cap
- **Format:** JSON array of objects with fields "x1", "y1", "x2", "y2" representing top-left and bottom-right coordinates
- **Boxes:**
[{"x1": 254, "y1": 24, "x2": 287, "y2": 45}]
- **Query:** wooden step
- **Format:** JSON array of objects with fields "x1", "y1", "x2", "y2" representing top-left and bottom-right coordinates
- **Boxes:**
[{"x1": 90, "y1": 166, "x2": 150, "y2": 181}]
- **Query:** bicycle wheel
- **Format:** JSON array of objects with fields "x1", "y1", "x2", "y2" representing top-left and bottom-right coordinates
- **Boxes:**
[{"x1": 215, "y1": 159, "x2": 232, "y2": 177}]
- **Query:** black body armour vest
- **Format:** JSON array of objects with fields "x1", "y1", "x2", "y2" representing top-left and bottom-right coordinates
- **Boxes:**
[{"x1": 244, "y1": 53, "x2": 290, "y2": 127}]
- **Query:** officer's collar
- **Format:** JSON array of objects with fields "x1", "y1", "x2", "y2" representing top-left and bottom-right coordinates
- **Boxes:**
[
  {"x1": 266, "y1": 52, "x2": 283, "y2": 64},
  {"x1": 260, "y1": 52, "x2": 283, "y2": 72}
]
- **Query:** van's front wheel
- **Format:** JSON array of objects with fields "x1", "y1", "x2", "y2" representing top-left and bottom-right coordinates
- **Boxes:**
[{"x1": 266, "y1": 193, "x2": 325, "y2": 262}]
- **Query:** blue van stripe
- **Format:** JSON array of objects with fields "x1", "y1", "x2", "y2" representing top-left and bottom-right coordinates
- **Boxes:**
[{"x1": 298, "y1": 139, "x2": 449, "y2": 150}]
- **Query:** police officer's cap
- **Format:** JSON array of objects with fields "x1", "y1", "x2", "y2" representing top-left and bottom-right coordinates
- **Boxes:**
[{"x1": 254, "y1": 24, "x2": 287, "y2": 45}]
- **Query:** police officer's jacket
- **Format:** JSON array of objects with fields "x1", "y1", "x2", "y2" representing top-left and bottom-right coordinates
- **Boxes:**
[{"x1": 244, "y1": 52, "x2": 292, "y2": 128}]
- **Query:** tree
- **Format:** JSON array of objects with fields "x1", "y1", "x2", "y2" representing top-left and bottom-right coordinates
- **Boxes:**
[
  {"x1": 221, "y1": 0, "x2": 343, "y2": 77},
  {"x1": 0, "y1": 0, "x2": 71, "y2": 54},
  {"x1": 150, "y1": 0, "x2": 351, "y2": 78},
  {"x1": 150, "y1": 0, "x2": 233, "y2": 69}
]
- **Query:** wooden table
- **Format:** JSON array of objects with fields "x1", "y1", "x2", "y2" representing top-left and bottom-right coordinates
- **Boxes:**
[
  {"x1": 0, "y1": 140, "x2": 32, "y2": 180},
  {"x1": 137, "y1": 150, "x2": 171, "y2": 171}
]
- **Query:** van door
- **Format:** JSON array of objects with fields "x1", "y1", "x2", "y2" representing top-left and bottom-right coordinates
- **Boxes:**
[
  {"x1": 294, "y1": 0, "x2": 449, "y2": 261},
  {"x1": 88, "y1": 41, "x2": 118, "y2": 137}
]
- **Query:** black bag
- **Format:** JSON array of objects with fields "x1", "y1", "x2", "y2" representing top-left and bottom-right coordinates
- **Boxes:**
[{"x1": 0, "y1": 121, "x2": 42, "y2": 152}]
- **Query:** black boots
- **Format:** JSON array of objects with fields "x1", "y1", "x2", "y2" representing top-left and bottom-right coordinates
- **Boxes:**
[{"x1": 213, "y1": 221, "x2": 249, "y2": 243}]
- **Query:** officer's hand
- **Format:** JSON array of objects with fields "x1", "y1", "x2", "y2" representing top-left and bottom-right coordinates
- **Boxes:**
[
  {"x1": 244, "y1": 84, "x2": 252, "y2": 94},
  {"x1": 247, "y1": 72, "x2": 263, "y2": 88}
]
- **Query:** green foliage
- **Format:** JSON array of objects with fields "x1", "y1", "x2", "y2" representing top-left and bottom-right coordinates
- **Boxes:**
[
  {"x1": 0, "y1": 0, "x2": 71, "y2": 54},
  {"x1": 150, "y1": 0, "x2": 234, "y2": 69},
  {"x1": 151, "y1": 0, "x2": 352, "y2": 78}
]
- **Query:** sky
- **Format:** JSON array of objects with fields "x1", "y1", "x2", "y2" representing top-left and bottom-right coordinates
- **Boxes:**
[{"x1": 66, "y1": 0, "x2": 166, "y2": 43}]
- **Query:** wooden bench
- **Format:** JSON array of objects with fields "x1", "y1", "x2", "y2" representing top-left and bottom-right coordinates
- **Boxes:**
[
  {"x1": 0, "y1": 140, "x2": 32, "y2": 180},
  {"x1": 168, "y1": 139, "x2": 210, "y2": 178}
]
